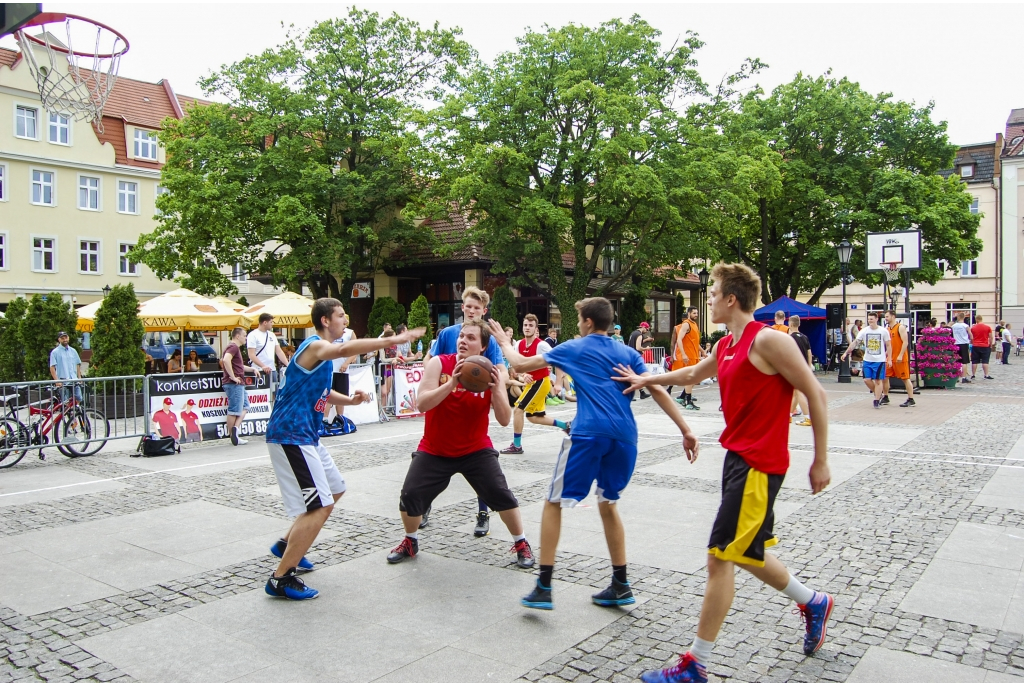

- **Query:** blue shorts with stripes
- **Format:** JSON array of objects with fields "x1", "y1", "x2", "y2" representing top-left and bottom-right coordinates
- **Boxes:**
[{"x1": 547, "y1": 435, "x2": 637, "y2": 507}]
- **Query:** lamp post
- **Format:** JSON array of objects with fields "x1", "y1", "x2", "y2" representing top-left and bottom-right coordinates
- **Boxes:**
[
  {"x1": 102, "y1": 284, "x2": 111, "y2": 298},
  {"x1": 837, "y1": 240, "x2": 853, "y2": 383},
  {"x1": 698, "y1": 267, "x2": 710, "y2": 337}
]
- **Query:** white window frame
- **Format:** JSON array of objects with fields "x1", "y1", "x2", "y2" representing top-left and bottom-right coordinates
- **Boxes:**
[
  {"x1": 78, "y1": 238, "x2": 101, "y2": 275},
  {"x1": 947, "y1": 302, "x2": 977, "y2": 325},
  {"x1": 0, "y1": 232, "x2": 8, "y2": 271},
  {"x1": 133, "y1": 129, "x2": 158, "y2": 160},
  {"x1": 119, "y1": 242, "x2": 139, "y2": 276},
  {"x1": 78, "y1": 175, "x2": 101, "y2": 211},
  {"x1": 47, "y1": 112, "x2": 71, "y2": 146},
  {"x1": 31, "y1": 235, "x2": 57, "y2": 273},
  {"x1": 230, "y1": 262, "x2": 247, "y2": 283},
  {"x1": 0, "y1": 163, "x2": 6, "y2": 202},
  {"x1": 970, "y1": 197, "x2": 979, "y2": 215},
  {"x1": 155, "y1": 183, "x2": 170, "y2": 215},
  {"x1": 960, "y1": 164, "x2": 974, "y2": 178},
  {"x1": 117, "y1": 179, "x2": 139, "y2": 214},
  {"x1": 14, "y1": 103, "x2": 39, "y2": 140},
  {"x1": 961, "y1": 259, "x2": 978, "y2": 277},
  {"x1": 29, "y1": 167, "x2": 56, "y2": 206}
]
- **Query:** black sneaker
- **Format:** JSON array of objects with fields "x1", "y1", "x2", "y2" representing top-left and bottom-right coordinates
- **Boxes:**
[
  {"x1": 639, "y1": 390, "x2": 651, "y2": 400},
  {"x1": 512, "y1": 539, "x2": 535, "y2": 568},
  {"x1": 873, "y1": 399, "x2": 880, "y2": 409},
  {"x1": 387, "y1": 536, "x2": 418, "y2": 563},
  {"x1": 962, "y1": 377, "x2": 971, "y2": 383},
  {"x1": 985, "y1": 376, "x2": 995, "y2": 380},
  {"x1": 879, "y1": 396, "x2": 890, "y2": 405},
  {"x1": 521, "y1": 580, "x2": 553, "y2": 610},
  {"x1": 419, "y1": 505, "x2": 431, "y2": 529},
  {"x1": 474, "y1": 511, "x2": 490, "y2": 537},
  {"x1": 684, "y1": 402, "x2": 700, "y2": 411},
  {"x1": 230, "y1": 427, "x2": 239, "y2": 446},
  {"x1": 900, "y1": 398, "x2": 916, "y2": 407},
  {"x1": 265, "y1": 568, "x2": 319, "y2": 600},
  {"x1": 591, "y1": 577, "x2": 636, "y2": 606},
  {"x1": 971, "y1": 375, "x2": 976, "y2": 380}
]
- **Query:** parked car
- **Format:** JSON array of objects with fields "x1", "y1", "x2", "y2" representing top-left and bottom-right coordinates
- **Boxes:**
[{"x1": 142, "y1": 331, "x2": 218, "y2": 364}]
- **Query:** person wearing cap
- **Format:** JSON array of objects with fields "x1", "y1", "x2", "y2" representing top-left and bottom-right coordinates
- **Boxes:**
[
  {"x1": 50, "y1": 331, "x2": 82, "y2": 402},
  {"x1": 627, "y1": 323, "x2": 653, "y2": 399},
  {"x1": 152, "y1": 397, "x2": 182, "y2": 440},
  {"x1": 611, "y1": 324, "x2": 624, "y2": 343},
  {"x1": 180, "y1": 398, "x2": 202, "y2": 442}
]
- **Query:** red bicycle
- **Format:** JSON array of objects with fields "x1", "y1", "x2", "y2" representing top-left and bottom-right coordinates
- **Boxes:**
[{"x1": 0, "y1": 383, "x2": 109, "y2": 468}]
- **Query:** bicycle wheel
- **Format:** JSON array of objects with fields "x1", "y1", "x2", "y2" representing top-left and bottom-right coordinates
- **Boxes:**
[
  {"x1": 62, "y1": 407, "x2": 109, "y2": 457},
  {"x1": 0, "y1": 418, "x2": 30, "y2": 468}
]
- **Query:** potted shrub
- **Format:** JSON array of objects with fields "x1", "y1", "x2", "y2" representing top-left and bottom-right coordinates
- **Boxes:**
[
  {"x1": 912, "y1": 326, "x2": 961, "y2": 389},
  {"x1": 89, "y1": 284, "x2": 147, "y2": 418}
]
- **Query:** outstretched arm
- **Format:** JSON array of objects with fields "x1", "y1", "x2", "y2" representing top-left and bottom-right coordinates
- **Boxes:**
[
  {"x1": 487, "y1": 320, "x2": 548, "y2": 373},
  {"x1": 613, "y1": 349, "x2": 719, "y2": 392}
]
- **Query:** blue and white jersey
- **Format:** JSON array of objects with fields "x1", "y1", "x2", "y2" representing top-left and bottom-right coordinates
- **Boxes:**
[{"x1": 266, "y1": 336, "x2": 332, "y2": 446}]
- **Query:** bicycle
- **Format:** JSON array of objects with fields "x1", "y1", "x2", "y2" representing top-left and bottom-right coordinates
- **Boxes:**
[{"x1": 0, "y1": 383, "x2": 109, "y2": 468}]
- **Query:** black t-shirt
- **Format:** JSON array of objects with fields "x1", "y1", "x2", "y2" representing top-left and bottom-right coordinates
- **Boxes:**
[
  {"x1": 790, "y1": 331, "x2": 812, "y2": 366},
  {"x1": 628, "y1": 330, "x2": 643, "y2": 350}
]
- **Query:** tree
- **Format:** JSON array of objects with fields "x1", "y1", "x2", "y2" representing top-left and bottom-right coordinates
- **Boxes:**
[
  {"x1": 620, "y1": 289, "x2": 647, "y2": 339},
  {"x1": 713, "y1": 73, "x2": 981, "y2": 305},
  {"x1": 88, "y1": 285, "x2": 146, "y2": 379},
  {"x1": 675, "y1": 292, "x2": 686, "y2": 324},
  {"x1": 0, "y1": 298, "x2": 28, "y2": 383},
  {"x1": 423, "y1": 17, "x2": 772, "y2": 337},
  {"x1": 489, "y1": 286, "x2": 519, "y2": 332},
  {"x1": 367, "y1": 297, "x2": 406, "y2": 338},
  {"x1": 406, "y1": 294, "x2": 434, "y2": 352},
  {"x1": 21, "y1": 294, "x2": 79, "y2": 381},
  {"x1": 133, "y1": 8, "x2": 474, "y2": 298}
]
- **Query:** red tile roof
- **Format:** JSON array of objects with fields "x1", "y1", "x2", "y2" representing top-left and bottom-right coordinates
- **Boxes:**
[
  {"x1": 0, "y1": 47, "x2": 18, "y2": 69},
  {"x1": 1003, "y1": 108, "x2": 1024, "y2": 158}
]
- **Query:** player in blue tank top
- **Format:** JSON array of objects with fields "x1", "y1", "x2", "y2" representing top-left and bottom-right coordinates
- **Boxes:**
[{"x1": 264, "y1": 298, "x2": 425, "y2": 601}]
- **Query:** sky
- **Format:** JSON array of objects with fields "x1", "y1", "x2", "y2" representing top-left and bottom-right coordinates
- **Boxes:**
[{"x1": 5, "y1": 2, "x2": 1019, "y2": 144}]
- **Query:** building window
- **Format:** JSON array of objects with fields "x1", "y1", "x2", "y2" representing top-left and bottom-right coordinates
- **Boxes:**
[
  {"x1": 31, "y1": 169, "x2": 55, "y2": 206},
  {"x1": 970, "y1": 197, "x2": 979, "y2": 214},
  {"x1": 79, "y1": 240, "x2": 100, "y2": 273},
  {"x1": 960, "y1": 165, "x2": 974, "y2": 178},
  {"x1": 119, "y1": 243, "x2": 138, "y2": 275},
  {"x1": 78, "y1": 176, "x2": 100, "y2": 210},
  {"x1": 32, "y1": 237, "x2": 56, "y2": 272},
  {"x1": 961, "y1": 260, "x2": 978, "y2": 277},
  {"x1": 936, "y1": 259, "x2": 947, "y2": 275},
  {"x1": 15, "y1": 105, "x2": 38, "y2": 139},
  {"x1": 656, "y1": 300, "x2": 671, "y2": 333},
  {"x1": 0, "y1": 233, "x2": 6, "y2": 270},
  {"x1": 0, "y1": 164, "x2": 6, "y2": 201},
  {"x1": 155, "y1": 184, "x2": 169, "y2": 215},
  {"x1": 134, "y1": 129, "x2": 158, "y2": 160},
  {"x1": 230, "y1": 263, "x2": 247, "y2": 283},
  {"x1": 117, "y1": 180, "x2": 138, "y2": 214},
  {"x1": 48, "y1": 113, "x2": 70, "y2": 145},
  {"x1": 947, "y1": 302, "x2": 977, "y2": 325}
]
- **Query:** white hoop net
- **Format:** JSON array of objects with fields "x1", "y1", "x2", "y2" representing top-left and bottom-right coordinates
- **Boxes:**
[
  {"x1": 883, "y1": 263, "x2": 903, "y2": 284},
  {"x1": 15, "y1": 17, "x2": 126, "y2": 132}
]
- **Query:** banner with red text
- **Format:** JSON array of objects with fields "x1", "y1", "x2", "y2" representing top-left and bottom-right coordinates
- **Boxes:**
[
  {"x1": 148, "y1": 372, "x2": 272, "y2": 442},
  {"x1": 393, "y1": 364, "x2": 424, "y2": 418}
]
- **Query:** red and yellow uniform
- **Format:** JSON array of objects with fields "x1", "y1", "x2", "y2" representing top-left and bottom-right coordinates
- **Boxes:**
[
  {"x1": 887, "y1": 321, "x2": 910, "y2": 380},
  {"x1": 671, "y1": 321, "x2": 702, "y2": 371}
]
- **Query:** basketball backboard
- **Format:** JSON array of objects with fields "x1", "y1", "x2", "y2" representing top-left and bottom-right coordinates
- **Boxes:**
[
  {"x1": 0, "y1": 4, "x2": 41, "y2": 37},
  {"x1": 865, "y1": 230, "x2": 921, "y2": 271}
]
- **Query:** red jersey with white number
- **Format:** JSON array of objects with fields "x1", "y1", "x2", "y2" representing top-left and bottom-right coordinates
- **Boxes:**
[
  {"x1": 517, "y1": 338, "x2": 550, "y2": 381},
  {"x1": 418, "y1": 354, "x2": 493, "y2": 457},
  {"x1": 716, "y1": 321, "x2": 793, "y2": 475}
]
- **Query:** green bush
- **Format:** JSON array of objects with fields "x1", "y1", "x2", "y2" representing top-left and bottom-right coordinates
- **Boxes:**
[
  {"x1": 489, "y1": 286, "x2": 519, "y2": 332},
  {"x1": 0, "y1": 297, "x2": 28, "y2": 383},
  {"x1": 89, "y1": 284, "x2": 146, "y2": 379},
  {"x1": 705, "y1": 329, "x2": 728, "y2": 347},
  {"x1": 407, "y1": 294, "x2": 434, "y2": 352},
  {"x1": 675, "y1": 292, "x2": 686, "y2": 324},
  {"x1": 21, "y1": 293, "x2": 79, "y2": 381},
  {"x1": 619, "y1": 289, "x2": 647, "y2": 339},
  {"x1": 367, "y1": 296, "x2": 406, "y2": 338}
]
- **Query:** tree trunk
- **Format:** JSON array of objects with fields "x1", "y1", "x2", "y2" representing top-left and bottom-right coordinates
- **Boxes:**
[{"x1": 759, "y1": 198, "x2": 771, "y2": 304}]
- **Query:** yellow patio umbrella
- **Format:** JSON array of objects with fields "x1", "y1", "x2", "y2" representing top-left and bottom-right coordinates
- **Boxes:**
[
  {"x1": 78, "y1": 288, "x2": 252, "y2": 333},
  {"x1": 242, "y1": 292, "x2": 315, "y2": 328},
  {"x1": 211, "y1": 296, "x2": 246, "y2": 312},
  {"x1": 74, "y1": 299, "x2": 104, "y2": 333}
]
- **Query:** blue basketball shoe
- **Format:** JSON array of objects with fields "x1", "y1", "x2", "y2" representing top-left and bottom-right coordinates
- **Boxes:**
[
  {"x1": 640, "y1": 652, "x2": 707, "y2": 683},
  {"x1": 270, "y1": 538, "x2": 314, "y2": 573}
]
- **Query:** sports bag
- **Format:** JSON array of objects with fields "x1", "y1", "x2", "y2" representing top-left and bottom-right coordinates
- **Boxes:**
[
  {"x1": 317, "y1": 415, "x2": 357, "y2": 437},
  {"x1": 134, "y1": 435, "x2": 180, "y2": 457}
]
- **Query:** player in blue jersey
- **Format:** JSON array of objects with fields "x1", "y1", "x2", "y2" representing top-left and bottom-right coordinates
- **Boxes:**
[
  {"x1": 264, "y1": 297, "x2": 424, "y2": 600},
  {"x1": 488, "y1": 298, "x2": 699, "y2": 610}
]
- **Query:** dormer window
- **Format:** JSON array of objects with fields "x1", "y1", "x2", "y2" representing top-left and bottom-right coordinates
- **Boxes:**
[
  {"x1": 134, "y1": 129, "x2": 158, "y2": 160},
  {"x1": 960, "y1": 164, "x2": 974, "y2": 178}
]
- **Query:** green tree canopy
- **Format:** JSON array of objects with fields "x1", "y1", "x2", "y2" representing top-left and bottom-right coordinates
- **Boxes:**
[
  {"x1": 134, "y1": 8, "x2": 474, "y2": 298},
  {"x1": 421, "y1": 17, "x2": 772, "y2": 336},
  {"x1": 489, "y1": 286, "x2": 519, "y2": 333},
  {"x1": 21, "y1": 294, "x2": 79, "y2": 381},
  {"x1": 88, "y1": 285, "x2": 146, "y2": 379},
  {"x1": 367, "y1": 297, "x2": 406, "y2": 338},
  {"x1": 406, "y1": 294, "x2": 434, "y2": 351},
  {"x1": 714, "y1": 73, "x2": 981, "y2": 304},
  {"x1": 0, "y1": 298, "x2": 28, "y2": 383},
  {"x1": 619, "y1": 290, "x2": 647, "y2": 339}
]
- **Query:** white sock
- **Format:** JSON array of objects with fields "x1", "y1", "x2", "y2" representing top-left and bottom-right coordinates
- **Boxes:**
[
  {"x1": 513, "y1": 533, "x2": 526, "y2": 542},
  {"x1": 781, "y1": 575, "x2": 815, "y2": 604},
  {"x1": 406, "y1": 532, "x2": 419, "y2": 540},
  {"x1": 690, "y1": 637, "x2": 714, "y2": 664}
]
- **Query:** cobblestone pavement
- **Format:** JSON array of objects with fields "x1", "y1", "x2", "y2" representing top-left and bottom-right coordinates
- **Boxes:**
[{"x1": 1, "y1": 367, "x2": 1024, "y2": 682}]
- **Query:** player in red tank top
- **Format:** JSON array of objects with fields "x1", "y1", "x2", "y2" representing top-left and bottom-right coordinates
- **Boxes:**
[
  {"x1": 385, "y1": 320, "x2": 536, "y2": 570},
  {"x1": 614, "y1": 263, "x2": 835, "y2": 683}
]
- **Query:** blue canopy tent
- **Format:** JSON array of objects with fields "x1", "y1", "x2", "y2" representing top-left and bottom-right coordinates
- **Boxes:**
[{"x1": 753, "y1": 297, "x2": 828, "y2": 365}]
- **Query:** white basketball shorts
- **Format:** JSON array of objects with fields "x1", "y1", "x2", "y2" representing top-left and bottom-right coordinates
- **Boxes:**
[{"x1": 268, "y1": 443, "x2": 346, "y2": 518}]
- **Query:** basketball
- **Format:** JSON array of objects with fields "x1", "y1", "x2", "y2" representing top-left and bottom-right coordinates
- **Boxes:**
[{"x1": 459, "y1": 355, "x2": 493, "y2": 393}]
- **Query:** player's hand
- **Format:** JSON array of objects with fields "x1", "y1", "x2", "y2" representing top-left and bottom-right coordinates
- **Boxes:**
[
  {"x1": 611, "y1": 364, "x2": 646, "y2": 393},
  {"x1": 488, "y1": 365, "x2": 501, "y2": 389},
  {"x1": 809, "y1": 459, "x2": 831, "y2": 494},
  {"x1": 682, "y1": 430, "x2": 699, "y2": 463},
  {"x1": 681, "y1": 356, "x2": 689, "y2": 364},
  {"x1": 450, "y1": 359, "x2": 465, "y2": 387},
  {"x1": 398, "y1": 327, "x2": 427, "y2": 345},
  {"x1": 487, "y1": 319, "x2": 511, "y2": 345},
  {"x1": 350, "y1": 390, "x2": 370, "y2": 404}
]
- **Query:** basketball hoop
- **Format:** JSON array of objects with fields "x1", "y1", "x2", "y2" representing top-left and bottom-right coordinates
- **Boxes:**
[
  {"x1": 14, "y1": 13, "x2": 128, "y2": 132},
  {"x1": 883, "y1": 262, "x2": 903, "y2": 284}
]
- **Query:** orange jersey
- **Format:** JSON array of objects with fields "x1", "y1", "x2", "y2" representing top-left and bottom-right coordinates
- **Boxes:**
[
  {"x1": 671, "y1": 321, "x2": 701, "y2": 370},
  {"x1": 887, "y1": 322, "x2": 910, "y2": 379},
  {"x1": 771, "y1": 324, "x2": 789, "y2": 333}
]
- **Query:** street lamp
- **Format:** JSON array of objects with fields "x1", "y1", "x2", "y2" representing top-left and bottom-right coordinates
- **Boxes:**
[
  {"x1": 836, "y1": 240, "x2": 853, "y2": 383},
  {"x1": 102, "y1": 284, "x2": 111, "y2": 298},
  {"x1": 698, "y1": 267, "x2": 710, "y2": 336}
]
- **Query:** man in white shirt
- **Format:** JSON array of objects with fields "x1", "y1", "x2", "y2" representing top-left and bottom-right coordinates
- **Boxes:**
[
  {"x1": 247, "y1": 313, "x2": 288, "y2": 390},
  {"x1": 951, "y1": 313, "x2": 972, "y2": 384},
  {"x1": 1001, "y1": 324, "x2": 1014, "y2": 365},
  {"x1": 842, "y1": 311, "x2": 891, "y2": 409}
]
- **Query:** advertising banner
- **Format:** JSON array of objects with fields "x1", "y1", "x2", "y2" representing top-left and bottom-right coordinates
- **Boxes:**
[
  {"x1": 393, "y1": 363, "x2": 424, "y2": 418},
  {"x1": 343, "y1": 364, "x2": 380, "y2": 425},
  {"x1": 148, "y1": 372, "x2": 271, "y2": 442}
]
